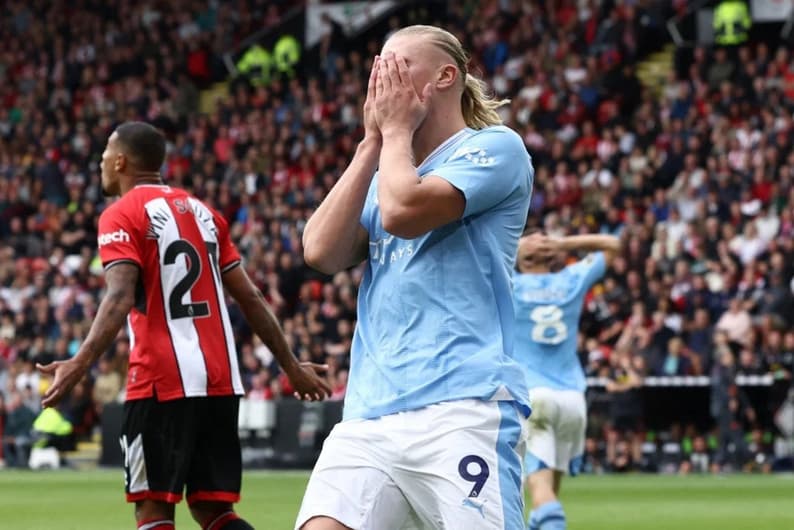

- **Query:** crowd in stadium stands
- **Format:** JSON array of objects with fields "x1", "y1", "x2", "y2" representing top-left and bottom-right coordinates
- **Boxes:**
[{"x1": 0, "y1": 0, "x2": 792, "y2": 472}]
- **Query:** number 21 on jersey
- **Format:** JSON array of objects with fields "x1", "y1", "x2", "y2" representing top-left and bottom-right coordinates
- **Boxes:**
[
  {"x1": 530, "y1": 305, "x2": 568, "y2": 345},
  {"x1": 163, "y1": 239, "x2": 221, "y2": 320}
]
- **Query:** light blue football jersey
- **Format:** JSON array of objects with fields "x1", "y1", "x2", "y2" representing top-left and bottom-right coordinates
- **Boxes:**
[
  {"x1": 345, "y1": 125, "x2": 533, "y2": 421},
  {"x1": 512, "y1": 252, "x2": 607, "y2": 393}
]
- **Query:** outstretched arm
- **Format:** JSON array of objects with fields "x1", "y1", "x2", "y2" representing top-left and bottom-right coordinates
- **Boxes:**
[
  {"x1": 38, "y1": 263, "x2": 139, "y2": 407},
  {"x1": 552, "y1": 234, "x2": 621, "y2": 264},
  {"x1": 223, "y1": 265, "x2": 331, "y2": 401}
]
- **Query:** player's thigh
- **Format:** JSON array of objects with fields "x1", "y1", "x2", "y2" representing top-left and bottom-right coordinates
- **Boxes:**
[
  {"x1": 394, "y1": 400, "x2": 527, "y2": 530},
  {"x1": 121, "y1": 397, "x2": 196, "y2": 504},
  {"x1": 299, "y1": 475, "x2": 418, "y2": 530},
  {"x1": 295, "y1": 420, "x2": 418, "y2": 530},
  {"x1": 526, "y1": 388, "x2": 560, "y2": 472},
  {"x1": 185, "y1": 395, "x2": 242, "y2": 506},
  {"x1": 555, "y1": 390, "x2": 587, "y2": 473}
]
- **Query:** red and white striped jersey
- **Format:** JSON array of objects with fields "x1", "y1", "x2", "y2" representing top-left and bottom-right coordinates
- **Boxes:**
[{"x1": 97, "y1": 184, "x2": 245, "y2": 401}]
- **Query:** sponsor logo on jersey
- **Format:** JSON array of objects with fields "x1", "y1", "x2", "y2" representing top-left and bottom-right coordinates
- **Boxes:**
[
  {"x1": 369, "y1": 235, "x2": 414, "y2": 266},
  {"x1": 98, "y1": 229, "x2": 131, "y2": 247}
]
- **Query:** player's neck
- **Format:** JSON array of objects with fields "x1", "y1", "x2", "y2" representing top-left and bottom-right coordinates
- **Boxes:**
[
  {"x1": 120, "y1": 173, "x2": 164, "y2": 195},
  {"x1": 413, "y1": 107, "x2": 467, "y2": 166},
  {"x1": 522, "y1": 266, "x2": 550, "y2": 274}
]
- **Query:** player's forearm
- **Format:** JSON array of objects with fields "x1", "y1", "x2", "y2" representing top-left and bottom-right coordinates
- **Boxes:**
[
  {"x1": 239, "y1": 290, "x2": 301, "y2": 376},
  {"x1": 377, "y1": 130, "x2": 423, "y2": 233},
  {"x1": 557, "y1": 234, "x2": 620, "y2": 254},
  {"x1": 303, "y1": 137, "x2": 379, "y2": 274}
]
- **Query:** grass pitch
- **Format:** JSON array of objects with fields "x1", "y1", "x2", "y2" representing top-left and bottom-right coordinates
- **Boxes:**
[{"x1": 0, "y1": 470, "x2": 792, "y2": 529}]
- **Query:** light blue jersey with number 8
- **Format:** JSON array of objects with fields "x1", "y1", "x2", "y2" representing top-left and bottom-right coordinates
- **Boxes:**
[{"x1": 512, "y1": 252, "x2": 606, "y2": 392}]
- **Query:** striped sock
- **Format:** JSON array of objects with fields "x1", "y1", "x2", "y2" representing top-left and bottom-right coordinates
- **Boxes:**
[
  {"x1": 138, "y1": 519, "x2": 175, "y2": 530},
  {"x1": 528, "y1": 500, "x2": 566, "y2": 530}
]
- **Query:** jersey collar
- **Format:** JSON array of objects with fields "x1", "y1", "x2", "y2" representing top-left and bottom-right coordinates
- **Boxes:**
[{"x1": 416, "y1": 127, "x2": 472, "y2": 173}]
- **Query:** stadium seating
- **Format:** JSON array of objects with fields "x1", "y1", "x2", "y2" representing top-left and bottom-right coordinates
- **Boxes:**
[{"x1": 0, "y1": 0, "x2": 792, "y2": 474}]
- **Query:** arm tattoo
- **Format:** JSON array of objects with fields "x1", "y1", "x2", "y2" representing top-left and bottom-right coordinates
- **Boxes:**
[{"x1": 79, "y1": 263, "x2": 139, "y2": 363}]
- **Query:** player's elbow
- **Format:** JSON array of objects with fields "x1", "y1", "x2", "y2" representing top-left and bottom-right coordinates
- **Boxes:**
[
  {"x1": 302, "y1": 227, "x2": 337, "y2": 275},
  {"x1": 380, "y1": 204, "x2": 424, "y2": 239},
  {"x1": 107, "y1": 288, "x2": 136, "y2": 313},
  {"x1": 303, "y1": 244, "x2": 343, "y2": 275},
  {"x1": 235, "y1": 285, "x2": 267, "y2": 315}
]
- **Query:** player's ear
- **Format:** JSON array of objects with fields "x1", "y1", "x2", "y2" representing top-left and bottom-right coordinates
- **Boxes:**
[
  {"x1": 114, "y1": 153, "x2": 126, "y2": 173},
  {"x1": 436, "y1": 63, "x2": 458, "y2": 90}
]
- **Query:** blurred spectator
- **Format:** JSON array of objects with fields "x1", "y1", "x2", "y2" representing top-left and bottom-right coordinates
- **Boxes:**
[
  {"x1": 686, "y1": 308, "x2": 713, "y2": 372},
  {"x1": 744, "y1": 428, "x2": 774, "y2": 473},
  {"x1": 610, "y1": 438, "x2": 635, "y2": 473},
  {"x1": 711, "y1": 345, "x2": 757, "y2": 470},
  {"x1": 657, "y1": 336, "x2": 696, "y2": 376},
  {"x1": 605, "y1": 353, "x2": 644, "y2": 469},
  {"x1": 0, "y1": 0, "x2": 790, "y2": 474},
  {"x1": 247, "y1": 371, "x2": 267, "y2": 401},
  {"x1": 91, "y1": 356, "x2": 121, "y2": 413},
  {"x1": 0, "y1": 393, "x2": 4, "y2": 467},
  {"x1": 716, "y1": 298, "x2": 753, "y2": 346},
  {"x1": 2, "y1": 390, "x2": 36, "y2": 468},
  {"x1": 31, "y1": 405, "x2": 75, "y2": 455},
  {"x1": 58, "y1": 379, "x2": 96, "y2": 441},
  {"x1": 582, "y1": 436, "x2": 607, "y2": 474},
  {"x1": 679, "y1": 435, "x2": 714, "y2": 474}
]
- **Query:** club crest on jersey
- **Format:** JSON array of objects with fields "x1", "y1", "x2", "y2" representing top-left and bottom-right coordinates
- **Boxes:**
[
  {"x1": 450, "y1": 146, "x2": 496, "y2": 166},
  {"x1": 98, "y1": 229, "x2": 131, "y2": 247}
]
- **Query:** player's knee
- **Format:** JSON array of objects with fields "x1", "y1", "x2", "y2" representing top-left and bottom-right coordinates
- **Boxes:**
[
  {"x1": 300, "y1": 515, "x2": 353, "y2": 530},
  {"x1": 189, "y1": 502, "x2": 253, "y2": 530},
  {"x1": 134, "y1": 500, "x2": 174, "y2": 524}
]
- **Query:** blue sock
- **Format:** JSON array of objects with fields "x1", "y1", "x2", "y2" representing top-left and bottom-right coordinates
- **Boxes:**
[{"x1": 528, "y1": 500, "x2": 566, "y2": 530}]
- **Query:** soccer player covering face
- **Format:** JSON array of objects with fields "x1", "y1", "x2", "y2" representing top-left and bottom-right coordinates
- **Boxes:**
[
  {"x1": 513, "y1": 232, "x2": 620, "y2": 530},
  {"x1": 298, "y1": 25, "x2": 534, "y2": 530},
  {"x1": 37, "y1": 122, "x2": 331, "y2": 530}
]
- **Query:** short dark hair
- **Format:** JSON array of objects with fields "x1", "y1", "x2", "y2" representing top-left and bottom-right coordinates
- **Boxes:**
[{"x1": 114, "y1": 121, "x2": 166, "y2": 172}]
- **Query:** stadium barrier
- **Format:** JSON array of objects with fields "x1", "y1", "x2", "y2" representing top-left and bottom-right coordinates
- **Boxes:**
[
  {"x1": 100, "y1": 399, "x2": 344, "y2": 468},
  {"x1": 585, "y1": 374, "x2": 774, "y2": 387},
  {"x1": 585, "y1": 375, "x2": 780, "y2": 433},
  {"x1": 99, "y1": 375, "x2": 782, "y2": 469}
]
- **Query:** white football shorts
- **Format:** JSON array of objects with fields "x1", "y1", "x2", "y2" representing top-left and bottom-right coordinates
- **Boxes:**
[
  {"x1": 524, "y1": 387, "x2": 586, "y2": 475},
  {"x1": 295, "y1": 399, "x2": 528, "y2": 530}
]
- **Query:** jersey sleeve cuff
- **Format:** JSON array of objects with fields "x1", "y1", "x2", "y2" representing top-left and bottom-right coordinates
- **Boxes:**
[
  {"x1": 221, "y1": 260, "x2": 241, "y2": 274},
  {"x1": 103, "y1": 258, "x2": 142, "y2": 271}
]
